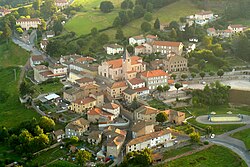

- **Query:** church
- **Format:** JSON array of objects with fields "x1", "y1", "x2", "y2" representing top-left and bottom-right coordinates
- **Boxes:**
[{"x1": 98, "y1": 50, "x2": 146, "y2": 81}]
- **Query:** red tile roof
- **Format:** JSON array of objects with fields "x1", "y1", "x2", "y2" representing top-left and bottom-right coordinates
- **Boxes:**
[
  {"x1": 128, "y1": 78, "x2": 145, "y2": 85},
  {"x1": 111, "y1": 81, "x2": 127, "y2": 89},
  {"x1": 107, "y1": 56, "x2": 142, "y2": 69},
  {"x1": 229, "y1": 24, "x2": 244, "y2": 28},
  {"x1": 152, "y1": 41, "x2": 182, "y2": 47},
  {"x1": 140, "y1": 70, "x2": 168, "y2": 78}
]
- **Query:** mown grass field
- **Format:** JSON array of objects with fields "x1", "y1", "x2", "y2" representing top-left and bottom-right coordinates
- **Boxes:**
[
  {"x1": 231, "y1": 128, "x2": 250, "y2": 149},
  {"x1": 104, "y1": 0, "x2": 199, "y2": 39},
  {"x1": 28, "y1": 146, "x2": 67, "y2": 166},
  {"x1": 65, "y1": 0, "x2": 124, "y2": 35},
  {"x1": 0, "y1": 67, "x2": 39, "y2": 128},
  {"x1": 65, "y1": 0, "x2": 199, "y2": 38},
  {"x1": 156, "y1": 145, "x2": 247, "y2": 167},
  {"x1": 0, "y1": 42, "x2": 30, "y2": 67}
]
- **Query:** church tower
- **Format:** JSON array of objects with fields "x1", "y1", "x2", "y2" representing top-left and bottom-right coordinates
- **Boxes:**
[{"x1": 122, "y1": 49, "x2": 132, "y2": 75}]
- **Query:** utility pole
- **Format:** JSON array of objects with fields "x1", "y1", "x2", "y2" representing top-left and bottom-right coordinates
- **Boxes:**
[{"x1": 13, "y1": 69, "x2": 16, "y2": 81}]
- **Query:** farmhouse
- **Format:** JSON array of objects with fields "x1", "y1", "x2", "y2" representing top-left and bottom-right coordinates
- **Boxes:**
[{"x1": 104, "y1": 44, "x2": 124, "y2": 55}]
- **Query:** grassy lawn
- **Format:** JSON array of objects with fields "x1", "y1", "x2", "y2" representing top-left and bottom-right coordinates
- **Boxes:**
[
  {"x1": 29, "y1": 146, "x2": 67, "y2": 166},
  {"x1": 104, "y1": 0, "x2": 199, "y2": 39},
  {"x1": 0, "y1": 145, "x2": 21, "y2": 163},
  {"x1": 156, "y1": 145, "x2": 247, "y2": 167},
  {"x1": 32, "y1": 82, "x2": 63, "y2": 98},
  {"x1": 148, "y1": 99, "x2": 169, "y2": 110},
  {"x1": 163, "y1": 145, "x2": 195, "y2": 160},
  {"x1": 65, "y1": 0, "x2": 124, "y2": 35},
  {"x1": 231, "y1": 128, "x2": 250, "y2": 149},
  {"x1": 229, "y1": 18, "x2": 250, "y2": 27},
  {"x1": 0, "y1": 42, "x2": 30, "y2": 67},
  {"x1": 186, "y1": 105, "x2": 250, "y2": 117},
  {"x1": 66, "y1": 0, "x2": 199, "y2": 38},
  {"x1": 188, "y1": 118, "x2": 245, "y2": 135},
  {"x1": 0, "y1": 67, "x2": 39, "y2": 128}
]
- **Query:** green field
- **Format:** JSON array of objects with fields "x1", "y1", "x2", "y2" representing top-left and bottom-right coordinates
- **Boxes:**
[
  {"x1": 28, "y1": 147, "x2": 67, "y2": 166},
  {"x1": 32, "y1": 82, "x2": 63, "y2": 98},
  {"x1": 0, "y1": 67, "x2": 39, "y2": 128},
  {"x1": 231, "y1": 128, "x2": 250, "y2": 149},
  {"x1": 104, "y1": 0, "x2": 199, "y2": 39},
  {"x1": 65, "y1": 0, "x2": 199, "y2": 38},
  {"x1": 47, "y1": 160, "x2": 78, "y2": 167},
  {"x1": 188, "y1": 118, "x2": 245, "y2": 135},
  {"x1": 65, "y1": 0, "x2": 124, "y2": 35},
  {"x1": 0, "y1": 42, "x2": 30, "y2": 67},
  {"x1": 156, "y1": 145, "x2": 247, "y2": 167},
  {"x1": 164, "y1": 145, "x2": 195, "y2": 160},
  {"x1": 0, "y1": 145, "x2": 21, "y2": 163}
]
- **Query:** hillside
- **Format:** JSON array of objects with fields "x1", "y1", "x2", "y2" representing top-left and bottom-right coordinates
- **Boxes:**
[{"x1": 65, "y1": 0, "x2": 199, "y2": 38}]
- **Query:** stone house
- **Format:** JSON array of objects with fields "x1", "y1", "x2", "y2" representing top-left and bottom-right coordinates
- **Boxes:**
[
  {"x1": 103, "y1": 126, "x2": 127, "y2": 158},
  {"x1": 88, "y1": 131, "x2": 102, "y2": 145},
  {"x1": 107, "y1": 81, "x2": 128, "y2": 99},
  {"x1": 163, "y1": 53, "x2": 188, "y2": 72},
  {"x1": 65, "y1": 118, "x2": 90, "y2": 138},
  {"x1": 123, "y1": 88, "x2": 138, "y2": 103},
  {"x1": 87, "y1": 107, "x2": 114, "y2": 123},
  {"x1": 131, "y1": 120, "x2": 155, "y2": 138},
  {"x1": 68, "y1": 97, "x2": 96, "y2": 113},
  {"x1": 152, "y1": 41, "x2": 183, "y2": 55},
  {"x1": 30, "y1": 55, "x2": 44, "y2": 67},
  {"x1": 134, "y1": 106, "x2": 160, "y2": 122},
  {"x1": 164, "y1": 110, "x2": 185, "y2": 125},
  {"x1": 53, "y1": 129, "x2": 65, "y2": 142}
]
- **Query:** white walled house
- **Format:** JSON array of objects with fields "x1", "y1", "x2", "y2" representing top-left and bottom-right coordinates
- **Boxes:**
[
  {"x1": 16, "y1": 18, "x2": 41, "y2": 30},
  {"x1": 129, "y1": 35, "x2": 146, "y2": 46},
  {"x1": 104, "y1": 44, "x2": 124, "y2": 55},
  {"x1": 30, "y1": 55, "x2": 44, "y2": 67},
  {"x1": 102, "y1": 103, "x2": 120, "y2": 118},
  {"x1": 48, "y1": 64, "x2": 67, "y2": 75},
  {"x1": 228, "y1": 24, "x2": 245, "y2": 33},
  {"x1": 126, "y1": 130, "x2": 173, "y2": 153},
  {"x1": 55, "y1": 0, "x2": 69, "y2": 8},
  {"x1": 195, "y1": 11, "x2": 214, "y2": 20}
]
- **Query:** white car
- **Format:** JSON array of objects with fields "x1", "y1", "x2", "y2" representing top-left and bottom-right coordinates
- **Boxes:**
[{"x1": 211, "y1": 134, "x2": 215, "y2": 139}]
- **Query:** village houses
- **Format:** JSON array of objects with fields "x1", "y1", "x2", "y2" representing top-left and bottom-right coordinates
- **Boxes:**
[
  {"x1": 134, "y1": 106, "x2": 160, "y2": 121},
  {"x1": 55, "y1": 0, "x2": 69, "y2": 8},
  {"x1": 16, "y1": 18, "x2": 41, "y2": 30},
  {"x1": 129, "y1": 35, "x2": 146, "y2": 45},
  {"x1": 0, "y1": 8, "x2": 11, "y2": 17},
  {"x1": 65, "y1": 118, "x2": 90, "y2": 138}
]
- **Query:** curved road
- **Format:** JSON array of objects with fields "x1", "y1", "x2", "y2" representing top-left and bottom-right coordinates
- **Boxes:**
[{"x1": 208, "y1": 124, "x2": 250, "y2": 167}]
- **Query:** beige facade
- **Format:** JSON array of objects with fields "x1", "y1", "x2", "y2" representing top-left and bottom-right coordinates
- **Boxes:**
[
  {"x1": 88, "y1": 131, "x2": 102, "y2": 145},
  {"x1": 165, "y1": 110, "x2": 185, "y2": 125},
  {"x1": 163, "y1": 54, "x2": 188, "y2": 72},
  {"x1": 98, "y1": 50, "x2": 146, "y2": 80},
  {"x1": 126, "y1": 130, "x2": 172, "y2": 153},
  {"x1": 16, "y1": 18, "x2": 41, "y2": 30},
  {"x1": 63, "y1": 87, "x2": 84, "y2": 102},
  {"x1": 134, "y1": 106, "x2": 160, "y2": 122},
  {"x1": 123, "y1": 88, "x2": 138, "y2": 103},
  {"x1": 69, "y1": 97, "x2": 96, "y2": 113},
  {"x1": 152, "y1": 41, "x2": 183, "y2": 55},
  {"x1": 107, "y1": 81, "x2": 128, "y2": 99}
]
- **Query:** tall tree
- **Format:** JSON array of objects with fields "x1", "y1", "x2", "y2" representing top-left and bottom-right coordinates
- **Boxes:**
[
  {"x1": 39, "y1": 116, "x2": 55, "y2": 132},
  {"x1": 217, "y1": 69, "x2": 224, "y2": 78},
  {"x1": 174, "y1": 82, "x2": 182, "y2": 93},
  {"x1": 2, "y1": 23, "x2": 11, "y2": 44},
  {"x1": 76, "y1": 150, "x2": 92, "y2": 166},
  {"x1": 141, "y1": 22, "x2": 151, "y2": 32},
  {"x1": 100, "y1": 1, "x2": 114, "y2": 13},
  {"x1": 154, "y1": 17, "x2": 160, "y2": 29},
  {"x1": 199, "y1": 72, "x2": 206, "y2": 79},
  {"x1": 115, "y1": 28, "x2": 125, "y2": 41},
  {"x1": 91, "y1": 27, "x2": 98, "y2": 37},
  {"x1": 133, "y1": 5, "x2": 145, "y2": 18},
  {"x1": 156, "y1": 112, "x2": 168, "y2": 124},
  {"x1": 121, "y1": 0, "x2": 134, "y2": 9},
  {"x1": 33, "y1": 0, "x2": 41, "y2": 10}
]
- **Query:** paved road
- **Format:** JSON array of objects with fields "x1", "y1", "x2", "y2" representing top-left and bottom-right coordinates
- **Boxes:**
[{"x1": 209, "y1": 124, "x2": 250, "y2": 167}]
